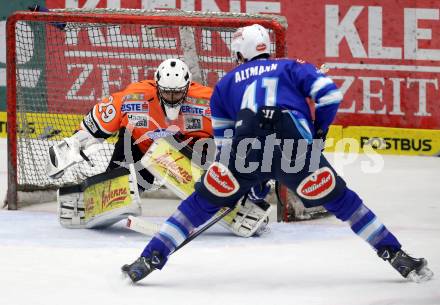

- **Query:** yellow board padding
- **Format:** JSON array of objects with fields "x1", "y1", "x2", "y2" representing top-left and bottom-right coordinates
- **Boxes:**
[
  {"x1": 0, "y1": 111, "x2": 7, "y2": 138},
  {"x1": 0, "y1": 111, "x2": 83, "y2": 140},
  {"x1": 1, "y1": 111, "x2": 439, "y2": 156},
  {"x1": 337, "y1": 126, "x2": 440, "y2": 156},
  {"x1": 0, "y1": 111, "x2": 119, "y2": 142},
  {"x1": 322, "y1": 125, "x2": 343, "y2": 152},
  {"x1": 83, "y1": 174, "x2": 132, "y2": 221}
]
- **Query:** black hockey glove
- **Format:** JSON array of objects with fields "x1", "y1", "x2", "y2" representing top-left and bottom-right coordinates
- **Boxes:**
[
  {"x1": 314, "y1": 128, "x2": 328, "y2": 142},
  {"x1": 314, "y1": 127, "x2": 328, "y2": 152},
  {"x1": 171, "y1": 132, "x2": 214, "y2": 166}
]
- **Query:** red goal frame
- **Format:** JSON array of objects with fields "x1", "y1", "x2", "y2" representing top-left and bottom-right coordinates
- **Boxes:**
[{"x1": 6, "y1": 10, "x2": 287, "y2": 210}]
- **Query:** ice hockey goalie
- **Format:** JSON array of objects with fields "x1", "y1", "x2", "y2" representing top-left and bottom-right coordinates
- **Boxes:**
[{"x1": 48, "y1": 58, "x2": 271, "y2": 236}]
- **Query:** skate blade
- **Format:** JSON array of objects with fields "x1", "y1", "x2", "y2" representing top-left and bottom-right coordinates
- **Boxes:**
[{"x1": 407, "y1": 267, "x2": 434, "y2": 283}]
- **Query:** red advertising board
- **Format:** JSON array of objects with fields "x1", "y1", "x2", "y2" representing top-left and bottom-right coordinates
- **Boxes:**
[
  {"x1": 285, "y1": 0, "x2": 440, "y2": 129},
  {"x1": 46, "y1": 0, "x2": 440, "y2": 129}
]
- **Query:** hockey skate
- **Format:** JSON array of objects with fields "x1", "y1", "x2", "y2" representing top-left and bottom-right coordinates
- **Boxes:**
[
  {"x1": 121, "y1": 251, "x2": 163, "y2": 283},
  {"x1": 378, "y1": 247, "x2": 434, "y2": 283}
]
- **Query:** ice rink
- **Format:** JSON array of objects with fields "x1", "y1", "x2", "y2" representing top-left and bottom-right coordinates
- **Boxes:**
[{"x1": 1, "y1": 138, "x2": 439, "y2": 305}]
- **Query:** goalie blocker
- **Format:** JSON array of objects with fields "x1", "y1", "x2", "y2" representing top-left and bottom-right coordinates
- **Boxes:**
[{"x1": 58, "y1": 166, "x2": 141, "y2": 229}]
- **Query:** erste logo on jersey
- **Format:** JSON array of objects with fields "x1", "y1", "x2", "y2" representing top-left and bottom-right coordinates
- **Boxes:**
[
  {"x1": 181, "y1": 104, "x2": 210, "y2": 117},
  {"x1": 121, "y1": 102, "x2": 149, "y2": 113},
  {"x1": 204, "y1": 163, "x2": 239, "y2": 197},
  {"x1": 297, "y1": 167, "x2": 336, "y2": 200}
]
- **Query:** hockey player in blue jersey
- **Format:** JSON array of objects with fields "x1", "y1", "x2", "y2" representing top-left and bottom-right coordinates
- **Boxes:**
[{"x1": 122, "y1": 24, "x2": 433, "y2": 283}]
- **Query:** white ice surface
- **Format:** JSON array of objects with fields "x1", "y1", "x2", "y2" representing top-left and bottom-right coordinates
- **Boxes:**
[{"x1": 1, "y1": 138, "x2": 440, "y2": 305}]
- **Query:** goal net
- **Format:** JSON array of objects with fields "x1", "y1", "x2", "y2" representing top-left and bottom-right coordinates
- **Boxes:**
[{"x1": 6, "y1": 8, "x2": 287, "y2": 209}]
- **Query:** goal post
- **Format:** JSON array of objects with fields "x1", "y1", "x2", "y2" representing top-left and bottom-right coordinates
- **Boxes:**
[{"x1": 6, "y1": 9, "x2": 287, "y2": 210}]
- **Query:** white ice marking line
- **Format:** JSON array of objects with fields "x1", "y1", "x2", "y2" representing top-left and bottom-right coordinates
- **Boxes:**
[{"x1": 326, "y1": 62, "x2": 440, "y2": 73}]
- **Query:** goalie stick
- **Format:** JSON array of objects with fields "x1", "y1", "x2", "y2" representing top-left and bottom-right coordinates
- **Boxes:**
[
  {"x1": 173, "y1": 206, "x2": 233, "y2": 253},
  {"x1": 125, "y1": 137, "x2": 263, "y2": 238},
  {"x1": 125, "y1": 207, "x2": 234, "y2": 245},
  {"x1": 157, "y1": 192, "x2": 248, "y2": 254},
  {"x1": 121, "y1": 205, "x2": 234, "y2": 283},
  {"x1": 126, "y1": 195, "x2": 246, "y2": 254},
  {"x1": 126, "y1": 215, "x2": 161, "y2": 236}
]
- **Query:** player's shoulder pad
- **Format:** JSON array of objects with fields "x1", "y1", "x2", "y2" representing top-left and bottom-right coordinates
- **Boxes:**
[
  {"x1": 288, "y1": 58, "x2": 325, "y2": 76},
  {"x1": 187, "y1": 81, "x2": 213, "y2": 100},
  {"x1": 100, "y1": 91, "x2": 124, "y2": 107},
  {"x1": 124, "y1": 79, "x2": 156, "y2": 91},
  {"x1": 121, "y1": 80, "x2": 156, "y2": 102},
  {"x1": 286, "y1": 58, "x2": 314, "y2": 68}
]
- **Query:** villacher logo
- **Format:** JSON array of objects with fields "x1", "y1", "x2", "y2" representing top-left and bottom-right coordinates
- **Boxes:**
[
  {"x1": 204, "y1": 163, "x2": 239, "y2": 197},
  {"x1": 297, "y1": 167, "x2": 336, "y2": 200}
]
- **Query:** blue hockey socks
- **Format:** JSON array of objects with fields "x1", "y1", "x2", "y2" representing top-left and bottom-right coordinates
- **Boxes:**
[
  {"x1": 141, "y1": 191, "x2": 220, "y2": 268},
  {"x1": 324, "y1": 189, "x2": 401, "y2": 251}
]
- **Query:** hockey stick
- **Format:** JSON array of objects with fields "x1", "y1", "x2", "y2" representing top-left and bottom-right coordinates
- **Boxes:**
[
  {"x1": 125, "y1": 206, "x2": 233, "y2": 241},
  {"x1": 126, "y1": 215, "x2": 162, "y2": 236},
  {"x1": 173, "y1": 206, "x2": 233, "y2": 253},
  {"x1": 172, "y1": 191, "x2": 249, "y2": 253},
  {"x1": 126, "y1": 196, "x2": 244, "y2": 253}
]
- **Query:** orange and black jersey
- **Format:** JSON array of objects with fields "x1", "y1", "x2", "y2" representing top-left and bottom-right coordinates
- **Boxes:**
[{"x1": 80, "y1": 80, "x2": 213, "y2": 153}]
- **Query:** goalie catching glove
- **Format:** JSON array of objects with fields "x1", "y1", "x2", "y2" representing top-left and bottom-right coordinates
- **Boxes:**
[{"x1": 46, "y1": 129, "x2": 102, "y2": 179}]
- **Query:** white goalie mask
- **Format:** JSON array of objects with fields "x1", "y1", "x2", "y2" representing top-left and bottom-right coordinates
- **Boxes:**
[
  {"x1": 231, "y1": 24, "x2": 271, "y2": 64},
  {"x1": 155, "y1": 58, "x2": 192, "y2": 120}
]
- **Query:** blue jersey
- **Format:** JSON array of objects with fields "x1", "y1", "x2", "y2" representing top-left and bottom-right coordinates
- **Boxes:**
[{"x1": 210, "y1": 58, "x2": 342, "y2": 146}]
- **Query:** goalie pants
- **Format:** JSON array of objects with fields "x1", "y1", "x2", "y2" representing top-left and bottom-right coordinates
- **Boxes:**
[
  {"x1": 108, "y1": 128, "x2": 155, "y2": 192},
  {"x1": 141, "y1": 109, "x2": 401, "y2": 268}
]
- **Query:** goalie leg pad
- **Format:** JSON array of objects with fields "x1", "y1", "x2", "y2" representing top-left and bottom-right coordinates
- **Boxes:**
[
  {"x1": 57, "y1": 167, "x2": 141, "y2": 229},
  {"x1": 140, "y1": 137, "x2": 205, "y2": 199},
  {"x1": 58, "y1": 184, "x2": 86, "y2": 228},
  {"x1": 219, "y1": 198, "x2": 272, "y2": 238}
]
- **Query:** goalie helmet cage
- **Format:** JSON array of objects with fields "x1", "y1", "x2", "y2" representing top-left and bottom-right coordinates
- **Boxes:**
[{"x1": 6, "y1": 9, "x2": 287, "y2": 210}]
